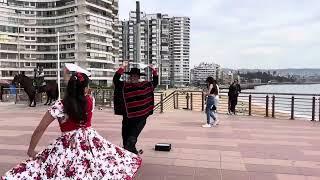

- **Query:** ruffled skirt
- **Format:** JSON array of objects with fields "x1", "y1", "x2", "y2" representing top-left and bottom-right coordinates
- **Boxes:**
[{"x1": 2, "y1": 128, "x2": 142, "y2": 180}]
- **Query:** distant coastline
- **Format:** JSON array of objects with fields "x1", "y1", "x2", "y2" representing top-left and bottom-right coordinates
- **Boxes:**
[{"x1": 220, "y1": 82, "x2": 320, "y2": 90}]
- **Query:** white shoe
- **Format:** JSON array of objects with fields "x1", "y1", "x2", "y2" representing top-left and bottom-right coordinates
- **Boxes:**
[
  {"x1": 202, "y1": 124, "x2": 212, "y2": 128},
  {"x1": 214, "y1": 119, "x2": 220, "y2": 126}
]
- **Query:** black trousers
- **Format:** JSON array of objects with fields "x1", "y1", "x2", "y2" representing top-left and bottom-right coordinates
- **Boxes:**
[
  {"x1": 229, "y1": 96, "x2": 238, "y2": 114},
  {"x1": 122, "y1": 117, "x2": 146, "y2": 154}
]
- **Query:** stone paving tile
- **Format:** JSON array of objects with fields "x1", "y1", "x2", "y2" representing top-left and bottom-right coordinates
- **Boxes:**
[
  {"x1": 2, "y1": 104, "x2": 320, "y2": 179},
  {"x1": 245, "y1": 164, "x2": 302, "y2": 175},
  {"x1": 221, "y1": 170, "x2": 250, "y2": 180},
  {"x1": 248, "y1": 172, "x2": 278, "y2": 180},
  {"x1": 276, "y1": 174, "x2": 307, "y2": 180}
]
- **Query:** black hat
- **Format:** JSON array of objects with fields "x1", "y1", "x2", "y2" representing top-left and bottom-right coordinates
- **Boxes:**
[{"x1": 125, "y1": 68, "x2": 146, "y2": 76}]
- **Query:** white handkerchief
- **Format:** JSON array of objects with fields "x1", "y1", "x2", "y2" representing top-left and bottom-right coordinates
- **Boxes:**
[{"x1": 65, "y1": 63, "x2": 91, "y2": 77}]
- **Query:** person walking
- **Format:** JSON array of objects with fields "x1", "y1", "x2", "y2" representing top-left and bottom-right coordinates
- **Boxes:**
[
  {"x1": 202, "y1": 77, "x2": 218, "y2": 128},
  {"x1": 228, "y1": 79, "x2": 241, "y2": 115},
  {"x1": 2, "y1": 72, "x2": 141, "y2": 179},
  {"x1": 113, "y1": 64, "x2": 158, "y2": 154}
]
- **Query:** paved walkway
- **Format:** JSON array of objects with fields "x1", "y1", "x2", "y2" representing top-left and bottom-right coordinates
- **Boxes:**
[{"x1": 1, "y1": 103, "x2": 320, "y2": 180}]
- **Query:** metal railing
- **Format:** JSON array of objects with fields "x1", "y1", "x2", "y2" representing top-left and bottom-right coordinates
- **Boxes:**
[
  {"x1": 2, "y1": 88, "x2": 319, "y2": 121},
  {"x1": 154, "y1": 90, "x2": 320, "y2": 121},
  {"x1": 1, "y1": 87, "x2": 163, "y2": 108}
]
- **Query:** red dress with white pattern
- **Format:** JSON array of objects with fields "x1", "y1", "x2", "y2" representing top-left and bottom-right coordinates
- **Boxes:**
[{"x1": 2, "y1": 96, "x2": 142, "y2": 180}]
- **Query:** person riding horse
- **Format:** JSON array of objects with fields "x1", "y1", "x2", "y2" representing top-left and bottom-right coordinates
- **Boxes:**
[
  {"x1": 33, "y1": 67, "x2": 46, "y2": 93},
  {"x1": 13, "y1": 73, "x2": 58, "y2": 107}
]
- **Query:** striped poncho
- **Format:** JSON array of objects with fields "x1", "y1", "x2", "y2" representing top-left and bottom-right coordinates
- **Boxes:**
[{"x1": 113, "y1": 68, "x2": 158, "y2": 120}]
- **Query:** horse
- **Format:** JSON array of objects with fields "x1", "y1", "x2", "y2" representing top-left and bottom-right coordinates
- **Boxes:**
[
  {"x1": 38, "y1": 81, "x2": 58, "y2": 105},
  {"x1": 12, "y1": 74, "x2": 36, "y2": 107},
  {"x1": 12, "y1": 74, "x2": 58, "y2": 107}
]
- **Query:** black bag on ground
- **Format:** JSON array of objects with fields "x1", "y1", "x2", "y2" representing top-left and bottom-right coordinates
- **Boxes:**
[{"x1": 155, "y1": 143, "x2": 171, "y2": 152}]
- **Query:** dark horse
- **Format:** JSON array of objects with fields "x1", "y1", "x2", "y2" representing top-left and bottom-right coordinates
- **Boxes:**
[{"x1": 12, "y1": 74, "x2": 58, "y2": 107}]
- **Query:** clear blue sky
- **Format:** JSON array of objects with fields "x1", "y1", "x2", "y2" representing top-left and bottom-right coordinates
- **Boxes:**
[{"x1": 119, "y1": 0, "x2": 320, "y2": 69}]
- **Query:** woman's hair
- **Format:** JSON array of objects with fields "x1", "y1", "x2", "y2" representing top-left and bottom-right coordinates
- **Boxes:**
[
  {"x1": 206, "y1": 77, "x2": 218, "y2": 94},
  {"x1": 63, "y1": 72, "x2": 89, "y2": 124},
  {"x1": 206, "y1": 76, "x2": 215, "y2": 85}
]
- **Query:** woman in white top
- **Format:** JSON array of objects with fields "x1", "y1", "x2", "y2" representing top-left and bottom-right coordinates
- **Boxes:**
[{"x1": 202, "y1": 77, "x2": 219, "y2": 128}]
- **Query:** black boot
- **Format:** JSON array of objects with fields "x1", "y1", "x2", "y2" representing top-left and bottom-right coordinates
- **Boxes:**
[{"x1": 125, "y1": 136, "x2": 138, "y2": 154}]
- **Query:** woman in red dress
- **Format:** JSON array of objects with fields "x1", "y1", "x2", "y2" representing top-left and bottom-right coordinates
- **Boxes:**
[{"x1": 2, "y1": 72, "x2": 141, "y2": 180}]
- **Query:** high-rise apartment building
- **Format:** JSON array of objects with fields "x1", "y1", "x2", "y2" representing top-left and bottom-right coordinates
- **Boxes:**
[
  {"x1": 191, "y1": 62, "x2": 221, "y2": 86},
  {"x1": 0, "y1": 0, "x2": 119, "y2": 86},
  {"x1": 120, "y1": 11, "x2": 190, "y2": 87},
  {"x1": 170, "y1": 17, "x2": 190, "y2": 87}
]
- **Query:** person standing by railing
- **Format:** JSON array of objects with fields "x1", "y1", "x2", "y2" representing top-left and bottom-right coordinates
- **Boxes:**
[
  {"x1": 203, "y1": 77, "x2": 218, "y2": 128},
  {"x1": 228, "y1": 79, "x2": 241, "y2": 115}
]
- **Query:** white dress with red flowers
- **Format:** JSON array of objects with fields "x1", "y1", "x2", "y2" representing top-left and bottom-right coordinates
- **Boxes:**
[{"x1": 2, "y1": 97, "x2": 142, "y2": 180}]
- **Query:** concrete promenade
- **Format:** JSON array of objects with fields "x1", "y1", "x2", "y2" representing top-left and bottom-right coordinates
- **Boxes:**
[{"x1": 1, "y1": 103, "x2": 320, "y2": 180}]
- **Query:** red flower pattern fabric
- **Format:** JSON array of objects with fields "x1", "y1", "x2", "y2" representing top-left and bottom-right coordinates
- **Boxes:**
[
  {"x1": 2, "y1": 100, "x2": 142, "y2": 180},
  {"x1": 2, "y1": 129, "x2": 142, "y2": 179}
]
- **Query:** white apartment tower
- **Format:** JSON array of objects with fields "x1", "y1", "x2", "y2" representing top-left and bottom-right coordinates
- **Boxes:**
[
  {"x1": 191, "y1": 62, "x2": 221, "y2": 86},
  {"x1": 120, "y1": 12, "x2": 170, "y2": 86},
  {"x1": 120, "y1": 12, "x2": 190, "y2": 87},
  {"x1": 0, "y1": 0, "x2": 119, "y2": 86},
  {"x1": 170, "y1": 17, "x2": 190, "y2": 87}
]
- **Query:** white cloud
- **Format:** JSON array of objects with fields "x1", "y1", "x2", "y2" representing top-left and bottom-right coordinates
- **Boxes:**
[
  {"x1": 119, "y1": 0, "x2": 320, "y2": 69},
  {"x1": 241, "y1": 47, "x2": 283, "y2": 55}
]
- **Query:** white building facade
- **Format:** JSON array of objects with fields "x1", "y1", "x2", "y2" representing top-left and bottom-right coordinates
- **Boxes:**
[
  {"x1": 120, "y1": 12, "x2": 190, "y2": 87},
  {"x1": 0, "y1": 0, "x2": 119, "y2": 86},
  {"x1": 191, "y1": 62, "x2": 221, "y2": 86}
]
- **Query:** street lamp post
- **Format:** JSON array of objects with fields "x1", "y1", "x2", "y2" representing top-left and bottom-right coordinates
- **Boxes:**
[
  {"x1": 16, "y1": 10, "x2": 21, "y2": 74},
  {"x1": 57, "y1": 32, "x2": 61, "y2": 99}
]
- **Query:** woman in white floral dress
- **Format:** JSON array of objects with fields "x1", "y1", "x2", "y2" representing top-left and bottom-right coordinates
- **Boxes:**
[{"x1": 2, "y1": 72, "x2": 141, "y2": 180}]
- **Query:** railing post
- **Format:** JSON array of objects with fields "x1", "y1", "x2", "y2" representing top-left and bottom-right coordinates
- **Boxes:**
[
  {"x1": 201, "y1": 92, "x2": 204, "y2": 111},
  {"x1": 102, "y1": 90, "x2": 105, "y2": 105},
  {"x1": 272, "y1": 95, "x2": 275, "y2": 118},
  {"x1": 109, "y1": 92, "x2": 112, "y2": 107},
  {"x1": 176, "y1": 93, "x2": 179, "y2": 109},
  {"x1": 311, "y1": 97, "x2": 316, "y2": 121},
  {"x1": 14, "y1": 88, "x2": 18, "y2": 104},
  {"x1": 265, "y1": 95, "x2": 269, "y2": 117},
  {"x1": 249, "y1": 95, "x2": 252, "y2": 116},
  {"x1": 318, "y1": 97, "x2": 320, "y2": 122},
  {"x1": 291, "y1": 96, "x2": 295, "y2": 120},
  {"x1": 190, "y1": 93, "x2": 193, "y2": 111},
  {"x1": 173, "y1": 93, "x2": 176, "y2": 109},
  {"x1": 186, "y1": 93, "x2": 189, "y2": 110},
  {"x1": 160, "y1": 94, "x2": 164, "y2": 113}
]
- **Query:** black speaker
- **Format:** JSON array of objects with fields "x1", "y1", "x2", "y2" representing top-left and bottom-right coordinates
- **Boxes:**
[{"x1": 155, "y1": 143, "x2": 171, "y2": 152}]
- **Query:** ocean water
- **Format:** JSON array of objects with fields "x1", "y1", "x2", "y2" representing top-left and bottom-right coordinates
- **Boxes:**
[
  {"x1": 245, "y1": 84, "x2": 320, "y2": 95},
  {"x1": 242, "y1": 84, "x2": 320, "y2": 120}
]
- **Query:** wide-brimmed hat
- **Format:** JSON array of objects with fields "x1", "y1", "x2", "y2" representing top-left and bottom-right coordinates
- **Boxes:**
[{"x1": 125, "y1": 68, "x2": 146, "y2": 76}]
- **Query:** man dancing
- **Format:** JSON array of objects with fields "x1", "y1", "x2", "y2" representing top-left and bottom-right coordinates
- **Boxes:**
[{"x1": 113, "y1": 64, "x2": 158, "y2": 154}]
